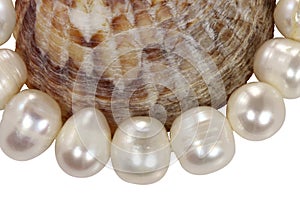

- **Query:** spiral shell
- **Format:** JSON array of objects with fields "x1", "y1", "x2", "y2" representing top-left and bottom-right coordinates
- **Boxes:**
[{"x1": 14, "y1": 0, "x2": 275, "y2": 131}]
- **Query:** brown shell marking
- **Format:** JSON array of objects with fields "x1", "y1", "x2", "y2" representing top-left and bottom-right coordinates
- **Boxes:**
[{"x1": 15, "y1": 0, "x2": 276, "y2": 131}]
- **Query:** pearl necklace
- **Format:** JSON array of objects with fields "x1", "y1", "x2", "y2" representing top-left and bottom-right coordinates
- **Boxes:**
[{"x1": 0, "y1": 0, "x2": 298, "y2": 185}]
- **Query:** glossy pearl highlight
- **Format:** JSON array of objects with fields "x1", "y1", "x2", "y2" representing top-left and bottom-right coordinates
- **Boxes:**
[
  {"x1": 254, "y1": 38, "x2": 300, "y2": 98},
  {"x1": 0, "y1": 49, "x2": 27, "y2": 109},
  {"x1": 55, "y1": 108, "x2": 111, "y2": 178},
  {"x1": 0, "y1": 89, "x2": 62, "y2": 161},
  {"x1": 227, "y1": 83, "x2": 286, "y2": 141},
  {"x1": 274, "y1": 0, "x2": 300, "y2": 41},
  {"x1": 0, "y1": 0, "x2": 16, "y2": 45},
  {"x1": 171, "y1": 107, "x2": 235, "y2": 175},
  {"x1": 111, "y1": 117, "x2": 171, "y2": 185}
]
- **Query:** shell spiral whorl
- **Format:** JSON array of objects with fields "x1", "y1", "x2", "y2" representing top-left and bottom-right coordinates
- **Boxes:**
[{"x1": 14, "y1": 0, "x2": 275, "y2": 131}]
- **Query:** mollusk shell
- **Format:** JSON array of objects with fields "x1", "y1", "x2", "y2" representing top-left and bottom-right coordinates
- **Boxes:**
[{"x1": 14, "y1": 0, "x2": 275, "y2": 131}]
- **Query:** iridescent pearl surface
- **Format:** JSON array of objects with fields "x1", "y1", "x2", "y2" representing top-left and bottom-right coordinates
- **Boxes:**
[
  {"x1": 0, "y1": 0, "x2": 16, "y2": 45},
  {"x1": 274, "y1": 0, "x2": 300, "y2": 41},
  {"x1": 227, "y1": 83, "x2": 286, "y2": 141},
  {"x1": 0, "y1": 89, "x2": 62, "y2": 161},
  {"x1": 55, "y1": 108, "x2": 111, "y2": 178},
  {"x1": 254, "y1": 38, "x2": 300, "y2": 98},
  {"x1": 171, "y1": 107, "x2": 235, "y2": 175},
  {"x1": 111, "y1": 117, "x2": 171, "y2": 185},
  {"x1": 0, "y1": 49, "x2": 27, "y2": 109}
]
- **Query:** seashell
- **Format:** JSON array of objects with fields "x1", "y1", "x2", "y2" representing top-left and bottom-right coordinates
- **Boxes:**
[{"x1": 14, "y1": 0, "x2": 276, "y2": 131}]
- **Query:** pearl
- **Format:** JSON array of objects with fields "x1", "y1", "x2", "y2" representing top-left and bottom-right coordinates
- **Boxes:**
[
  {"x1": 274, "y1": 0, "x2": 300, "y2": 41},
  {"x1": 254, "y1": 38, "x2": 300, "y2": 99},
  {"x1": 0, "y1": 0, "x2": 16, "y2": 45},
  {"x1": 111, "y1": 117, "x2": 171, "y2": 185},
  {"x1": 55, "y1": 108, "x2": 111, "y2": 178},
  {"x1": 170, "y1": 107, "x2": 235, "y2": 175},
  {"x1": 0, "y1": 49, "x2": 27, "y2": 109},
  {"x1": 0, "y1": 89, "x2": 62, "y2": 161},
  {"x1": 227, "y1": 83, "x2": 285, "y2": 141}
]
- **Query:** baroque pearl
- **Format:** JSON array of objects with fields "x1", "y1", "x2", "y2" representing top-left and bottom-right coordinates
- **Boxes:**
[
  {"x1": 0, "y1": 89, "x2": 62, "y2": 161},
  {"x1": 111, "y1": 117, "x2": 171, "y2": 185},
  {"x1": 227, "y1": 83, "x2": 285, "y2": 141},
  {"x1": 170, "y1": 107, "x2": 235, "y2": 175},
  {"x1": 0, "y1": 49, "x2": 27, "y2": 109},
  {"x1": 0, "y1": 0, "x2": 16, "y2": 45},
  {"x1": 254, "y1": 38, "x2": 300, "y2": 98},
  {"x1": 55, "y1": 108, "x2": 111, "y2": 178},
  {"x1": 274, "y1": 0, "x2": 300, "y2": 41}
]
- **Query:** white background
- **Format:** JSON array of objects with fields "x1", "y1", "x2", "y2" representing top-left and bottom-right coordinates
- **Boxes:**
[{"x1": 1, "y1": 0, "x2": 299, "y2": 199}]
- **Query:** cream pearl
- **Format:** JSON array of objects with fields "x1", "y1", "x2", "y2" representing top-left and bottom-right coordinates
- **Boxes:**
[
  {"x1": 0, "y1": 49, "x2": 27, "y2": 109},
  {"x1": 227, "y1": 83, "x2": 285, "y2": 141},
  {"x1": 254, "y1": 38, "x2": 300, "y2": 98},
  {"x1": 274, "y1": 0, "x2": 300, "y2": 41},
  {"x1": 111, "y1": 117, "x2": 171, "y2": 185},
  {"x1": 0, "y1": 89, "x2": 62, "y2": 161},
  {"x1": 55, "y1": 108, "x2": 111, "y2": 178},
  {"x1": 0, "y1": 0, "x2": 16, "y2": 45},
  {"x1": 170, "y1": 107, "x2": 235, "y2": 175}
]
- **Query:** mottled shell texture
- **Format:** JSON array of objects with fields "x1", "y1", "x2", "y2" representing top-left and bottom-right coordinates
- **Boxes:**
[{"x1": 15, "y1": 0, "x2": 275, "y2": 131}]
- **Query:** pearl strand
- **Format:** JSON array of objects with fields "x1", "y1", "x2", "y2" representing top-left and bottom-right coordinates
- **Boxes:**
[{"x1": 0, "y1": 0, "x2": 299, "y2": 185}]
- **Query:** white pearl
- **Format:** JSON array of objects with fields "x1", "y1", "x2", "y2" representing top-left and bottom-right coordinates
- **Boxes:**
[
  {"x1": 274, "y1": 0, "x2": 300, "y2": 41},
  {"x1": 0, "y1": 49, "x2": 27, "y2": 109},
  {"x1": 170, "y1": 107, "x2": 235, "y2": 175},
  {"x1": 0, "y1": 89, "x2": 62, "y2": 161},
  {"x1": 0, "y1": 0, "x2": 16, "y2": 45},
  {"x1": 111, "y1": 117, "x2": 171, "y2": 185},
  {"x1": 227, "y1": 83, "x2": 285, "y2": 141},
  {"x1": 254, "y1": 38, "x2": 300, "y2": 99},
  {"x1": 55, "y1": 108, "x2": 111, "y2": 178}
]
